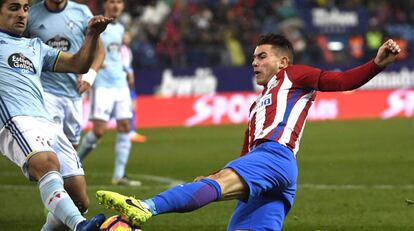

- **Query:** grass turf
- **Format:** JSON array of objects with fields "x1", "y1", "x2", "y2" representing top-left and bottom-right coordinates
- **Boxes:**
[{"x1": 0, "y1": 118, "x2": 413, "y2": 230}]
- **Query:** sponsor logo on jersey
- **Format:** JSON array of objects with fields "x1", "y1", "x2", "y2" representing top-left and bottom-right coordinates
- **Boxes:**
[
  {"x1": 107, "y1": 42, "x2": 120, "y2": 53},
  {"x1": 46, "y1": 36, "x2": 71, "y2": 51},
  {"x1": 0, "y1": 40, "x2": 7, "y2": 45},
  {"x1": 8, "y1": 53, "x2": 37, "y2": 75}
]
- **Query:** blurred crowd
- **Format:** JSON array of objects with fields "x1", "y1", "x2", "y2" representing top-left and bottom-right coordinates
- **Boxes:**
[{"x1": 88, "y1": 0, "x2": 414, "y2": 68}]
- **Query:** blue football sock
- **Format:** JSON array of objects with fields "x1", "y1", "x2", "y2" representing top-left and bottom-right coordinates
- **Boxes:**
[
  {"x1": 39, "y1": 171, "x2": 85, "y2": 231},
  {"x1": 77, "y1": 131, "x2": 98, "y2": 162},
  {"x1": 144, "y1": 178, "x2": 221, "y2": 215},
  {"x1": 113, "y1": 133, "x2": 131, "y2": 180}
]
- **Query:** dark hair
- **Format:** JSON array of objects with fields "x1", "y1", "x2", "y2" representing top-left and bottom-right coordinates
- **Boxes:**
[{"x1": 257, "y1": 33, "x2": 294, "y2": 62}]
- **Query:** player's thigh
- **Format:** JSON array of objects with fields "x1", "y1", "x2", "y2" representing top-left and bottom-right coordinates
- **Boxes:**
[
  {"x1": 208, "y1": 168, "x2": 248, "y2": 200},
  {"x1": 113, "y1": 87, "x2": 132, "y2": 121},
  {"x1": 64, "y1": 175, "x2": 89, "y2": 213},
  {"x1": 90, "y1": 87, "x2": 116, "y2": 122},
  {"x1": 225, "y1": 142, "x2": 297, "y2": 200},
  {"x1": 62, "y1": 97, "x2": 83, "y2": 145},
  {"x1": 0, "y1": 116, "x2": 60, "y2": 180},
  {"x1": 50, "y1": 120, "x2": 84, "y2": 179},
  {"x1": 227, "y1": 196, "x2": 288, "y2": 231}
]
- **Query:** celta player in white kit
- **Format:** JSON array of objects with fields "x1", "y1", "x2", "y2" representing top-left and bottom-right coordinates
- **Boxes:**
[
  {"x1": 25, "y1": 0, "x2": 105, "y2": 149},
  {"x1": 0, "y1": 0, "x2": 112, "y2": 230},
  {"x1": 77, "y1": 0, "x2": 140, "y2": 186}
]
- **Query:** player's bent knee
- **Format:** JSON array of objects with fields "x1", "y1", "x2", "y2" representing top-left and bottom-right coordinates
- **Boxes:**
[
  {"x1": 27, "y1": 151, "x2": 60, "y2": 180},
  {"x1": 208, "y1": 168, "x2": 248, "y2": 200}
]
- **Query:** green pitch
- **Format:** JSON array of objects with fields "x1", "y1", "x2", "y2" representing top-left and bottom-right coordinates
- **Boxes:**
[{"x1": 1, "y1": 118, "x2": 413, "y2": 230}]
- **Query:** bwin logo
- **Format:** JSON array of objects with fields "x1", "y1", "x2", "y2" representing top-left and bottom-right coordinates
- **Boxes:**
[
  {"x1": 0, "y1": 40, "x2": 7, "y2": 45},
  {"x1": 261, "y1": 94, "x2": 272, "y2": 107}
]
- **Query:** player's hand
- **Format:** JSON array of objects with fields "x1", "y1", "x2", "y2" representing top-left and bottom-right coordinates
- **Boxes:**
[
  {"x1": 87, "y1": 15, "x2": 113, "y2": 36},
  {"x1": 77, "y1": 76, "x2": 91, "y2": 94},
  {"x1": 374, "y1": 39, "x2": 401, "y2": 68}
]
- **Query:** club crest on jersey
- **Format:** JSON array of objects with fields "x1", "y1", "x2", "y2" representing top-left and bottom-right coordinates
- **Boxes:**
[
  {"x1": 8, "y1": 53, "x2": 37, "y2": 75},
  {"x1": 68, "y1": 21, "x2": 75, "y2": 31},
  {"x1": 46, "y1": 36, "x2": 71, "y2": 51},
  {"x1": 107, "y1": 42, "x2": 120, "y2": 53},
  {"x1": 260, "y1": 94, "x2": 272, "y2": 107}
]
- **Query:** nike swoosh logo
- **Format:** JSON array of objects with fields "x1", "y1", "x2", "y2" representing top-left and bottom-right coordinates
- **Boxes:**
[{"x1": 125, "y1": 199, "x2": 147, "y2": 212}]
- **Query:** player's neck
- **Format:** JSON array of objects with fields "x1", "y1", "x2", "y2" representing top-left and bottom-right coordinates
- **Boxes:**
[
  {"x1": 104, "y1": 13, "x2": 119, "y2": 21},
  {"x1": 45, "y1": 0, "x2": 68, "y2": 12}
]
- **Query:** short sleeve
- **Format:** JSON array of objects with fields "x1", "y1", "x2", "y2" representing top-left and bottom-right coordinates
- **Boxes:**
[
  {"x1": 81, "y1": 6, "x2": 93, "y2": 35},
  {"x1": 39, "y1": 39, "x2": 61, "y2": 72}
]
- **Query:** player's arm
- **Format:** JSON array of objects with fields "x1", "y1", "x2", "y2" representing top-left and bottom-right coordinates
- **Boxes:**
[
  {"x1": 54, "y1": 15, "x2": 112, "y2": 74},
  {"x1": 291, "y1": 39, "x2": 401, "y2": 92},
  {"x1": 77, "y1": 38, "x2": 105, "y2": 93}
]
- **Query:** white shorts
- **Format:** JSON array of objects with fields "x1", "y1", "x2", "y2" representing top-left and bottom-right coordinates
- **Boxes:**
[
  {"x1": 0, "y1": 116, "x2": 84, "y2": 180},
  {"x1": 90, "y1": 87, "x2": 132, "y2": 121},
  {"x1": 44, "y1": 92, "x2": 82, "y2": 145}
]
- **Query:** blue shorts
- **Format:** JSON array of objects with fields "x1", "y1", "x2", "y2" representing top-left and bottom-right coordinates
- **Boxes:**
[{"x1": 225, "y1": 141, "x2": 297, "y2": 231}]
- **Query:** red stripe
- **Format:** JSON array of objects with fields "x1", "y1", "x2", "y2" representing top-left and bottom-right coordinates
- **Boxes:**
[
  {"x1": 248, "y1": 112, "x2": 256, "y2": 150},
  {"x1": 247, "y1": 101, "x2": 257, "y2": 150},
  {"x1": 262, "y1": 76, "x2": 284, "y2": 131}
]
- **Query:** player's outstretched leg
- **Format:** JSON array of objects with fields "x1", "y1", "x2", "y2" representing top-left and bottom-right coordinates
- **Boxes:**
[{"x1": 97, "y1": 178, "x2": 221, "y2": 226}]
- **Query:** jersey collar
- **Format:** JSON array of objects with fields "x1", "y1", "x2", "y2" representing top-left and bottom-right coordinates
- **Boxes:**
[
  {"x1": 44, "y1": 0, "x2": 68, "y2": 13},
  {"x1": 0, "y1": 28, "x2": 22, "y2": 38}
]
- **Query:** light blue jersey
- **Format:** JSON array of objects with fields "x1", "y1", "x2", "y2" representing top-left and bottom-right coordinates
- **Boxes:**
[
  {"x1": 94, "y1": 22, "x2": 127, "y2": 88},
  {"x1": 26, "y1": 1, "x2": 92, "y2": 99},
  {"x1": 0, "y1": 30, "x2": 60, "y2": 128}
]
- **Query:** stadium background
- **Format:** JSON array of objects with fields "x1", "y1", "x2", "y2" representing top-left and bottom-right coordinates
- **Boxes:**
[
  {"x1": 0, "y1": 0, "x2": 413, "y2": 230},
  {"x1": 77, "y1": 0, "x2": 414, "y2": 128}
]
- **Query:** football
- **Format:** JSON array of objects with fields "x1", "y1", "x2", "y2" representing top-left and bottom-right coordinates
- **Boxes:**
[{"x1": 100, "y1": 215, "x2": 142, "y2": 231}]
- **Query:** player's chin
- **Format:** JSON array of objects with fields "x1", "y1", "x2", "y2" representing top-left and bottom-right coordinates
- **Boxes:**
[{"x1": 13, "y1": 25, "x2": 26, "y2": 35}]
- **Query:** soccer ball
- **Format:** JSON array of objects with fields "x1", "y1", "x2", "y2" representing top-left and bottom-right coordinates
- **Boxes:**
[{"x1": 100, "y1": 215, "x2": 142, "y2": 231}]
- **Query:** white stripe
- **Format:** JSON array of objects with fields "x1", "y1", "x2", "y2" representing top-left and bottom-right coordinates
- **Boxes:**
[
  {"x1": 253, "y1": 88, "x2": 270, "y2": 138},
  {"x1": 279, "y1": 92, "x2": 314, "y2": 151},
  {"x1": 260, "y1": 72, "x2": 292, "y2": 138}
]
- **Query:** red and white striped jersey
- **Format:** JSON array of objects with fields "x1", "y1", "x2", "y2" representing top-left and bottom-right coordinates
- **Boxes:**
[{"x1": 242, "y1": 60, "x2": 383, "y2": 156}]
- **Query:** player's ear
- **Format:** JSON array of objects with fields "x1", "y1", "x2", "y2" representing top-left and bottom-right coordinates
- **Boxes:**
[{"x1": 279, "y1": 56, "x2": 289, "y2": 69}]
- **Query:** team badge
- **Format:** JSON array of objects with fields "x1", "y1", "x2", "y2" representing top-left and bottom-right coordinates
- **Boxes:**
[
  {"x1": 8, "y1": 53, "x2": 37, "y2": 75},
  {"x1": 107, "y1": 42, "x2": 120, "y2": 53},
  {"x1": 68, "y1": 20, "x2": 74, "y2": 31}
]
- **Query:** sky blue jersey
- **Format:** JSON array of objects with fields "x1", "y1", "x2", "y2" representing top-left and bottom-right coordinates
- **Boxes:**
[
  {"x1": 94, "y1": 22, "x2": 128, "y2": 88},
  {"x1": 26, "y1": 1, "x2": 92, "y2": 99},
  {"x1": 0, "y1": 30, "x2": 60, "y2": 129}
]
